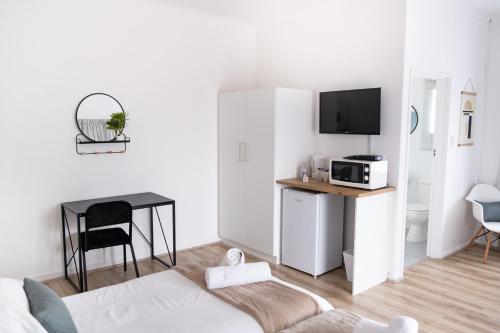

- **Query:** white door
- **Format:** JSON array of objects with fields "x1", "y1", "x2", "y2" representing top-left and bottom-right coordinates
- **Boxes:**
[
  {"x1": 243, "y1": 89, "x2": 276, "y2": 255},
  {"x1": 218, "y1": 92, "x2": 246, "y2": 244},
  {"x1": 282, "y1": 189, "x2": 319, "y2": 275}
]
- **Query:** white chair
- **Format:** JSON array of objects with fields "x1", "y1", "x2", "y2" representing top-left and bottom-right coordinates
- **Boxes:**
[{"x1": 465, "y1": 184, "x2": 500, "y2": 263}]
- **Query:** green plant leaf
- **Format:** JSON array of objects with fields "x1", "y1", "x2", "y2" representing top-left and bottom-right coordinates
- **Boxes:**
[{"x1": 106, "y1": 112, "x2": 128, "y2": 134}]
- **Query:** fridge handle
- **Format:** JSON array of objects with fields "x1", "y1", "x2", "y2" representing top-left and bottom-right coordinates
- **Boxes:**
[{"x1": 244, "y1": 142, "x2": 248, "y2": 162}]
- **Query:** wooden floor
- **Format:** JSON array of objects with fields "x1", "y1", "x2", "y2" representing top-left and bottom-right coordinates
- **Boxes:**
[{"x1": 46, "y1": 243, "x2": 500, "y2": 333}]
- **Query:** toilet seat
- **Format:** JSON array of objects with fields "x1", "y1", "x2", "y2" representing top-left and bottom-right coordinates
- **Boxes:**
[
  {"x1": 407, "y1": 202, "x2": 429, "y2": 213},
  {"x1": 406, "y1": 202, "x2": 429, "y2": 243}
]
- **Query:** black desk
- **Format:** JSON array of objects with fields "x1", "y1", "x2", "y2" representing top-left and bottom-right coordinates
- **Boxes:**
[{"x1": 61, "y1": 192, "x2": 175, "y2": 292}]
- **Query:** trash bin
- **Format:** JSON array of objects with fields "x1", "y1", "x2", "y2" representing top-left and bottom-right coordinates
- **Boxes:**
[{"x1": 343, "y1": 249, "x2": 354, "y2": 282}]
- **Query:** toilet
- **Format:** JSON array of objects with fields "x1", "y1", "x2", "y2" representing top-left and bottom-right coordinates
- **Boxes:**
[{"x1": 406, "y1": 202, "x2": 429, "y2": 243}]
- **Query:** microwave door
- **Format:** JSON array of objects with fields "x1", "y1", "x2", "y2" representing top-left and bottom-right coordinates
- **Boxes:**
[
  {"x1": 340, "y1": 167, "x2": 352, "y2": 181},
  {"x1": 332, "y1": 162, "x2": 364, "y2": 184}
]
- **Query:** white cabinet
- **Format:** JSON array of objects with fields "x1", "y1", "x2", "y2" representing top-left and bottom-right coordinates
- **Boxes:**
[
  {"x1": 218, "y1": 92, "x2": 246, "y2": 247},
  {"x1": 351, "y1": 193, "x2": 391, "y2": 295},
  {"x1": 281, "y1": 189, "x2": 344, "y2": 277},
  {"x1": 218, "y1": 88, "x2": 314, "y2": 261},
  {"x1": 275, "y1": 178, "x2": 394, "y2": 295}
]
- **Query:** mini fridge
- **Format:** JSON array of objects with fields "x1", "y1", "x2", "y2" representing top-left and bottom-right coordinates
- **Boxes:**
[{"x1": 281, "y1": 188, "x2": 344, "y2": 277}]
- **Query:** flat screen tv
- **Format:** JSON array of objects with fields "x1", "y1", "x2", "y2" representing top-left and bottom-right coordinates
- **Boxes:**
[{"x1": 319, "y1": 88, "x2": 381, "y2": 135}]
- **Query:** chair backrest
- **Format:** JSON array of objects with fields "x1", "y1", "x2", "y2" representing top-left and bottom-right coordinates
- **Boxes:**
[
  {"x1": 465, "y1": 184, "x2": 500, "y2": 203},
  {"x1": 85, "y1": 201, "x2": 133, "y2": 230}
]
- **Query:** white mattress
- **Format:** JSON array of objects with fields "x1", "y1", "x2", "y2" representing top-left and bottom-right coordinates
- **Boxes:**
[{"x1": 63, "y1": 270, "x2": 333, "y2": 333}]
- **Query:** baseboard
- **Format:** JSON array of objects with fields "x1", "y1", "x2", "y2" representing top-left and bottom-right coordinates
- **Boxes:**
[
  {"x1": 34, "y1": 238, "x2": 221, "y2": 282},
  {"x1": 387, "y1": 276, "x2": 405, "y2": 284},
  {"x1": 221, "y1": 238, "x2": 279, "y2": 264},
  {"x1": 471, "y1": 237, "x2": 500, "y2": 248},
  {"x1": 438, "y1": 241, "x2": 468, "y2": 259}
]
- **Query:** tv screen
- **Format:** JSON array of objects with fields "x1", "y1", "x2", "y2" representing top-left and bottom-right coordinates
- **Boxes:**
[{"x1": 319, "y1": 88, "x2": 381, "y2": 135}]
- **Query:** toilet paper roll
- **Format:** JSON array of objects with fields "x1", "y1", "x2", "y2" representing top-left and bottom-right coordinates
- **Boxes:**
[{"x1": 219, "y1": 248, "x2": 245, "y2": 266}]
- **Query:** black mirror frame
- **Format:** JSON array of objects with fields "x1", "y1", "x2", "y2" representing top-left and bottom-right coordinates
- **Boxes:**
[
  {"x1": 75, "y1": 92, "x2": 126, "y2": 142},
  {"x1": 410, "y1": 105, "x2": 419, "y2": 134}
]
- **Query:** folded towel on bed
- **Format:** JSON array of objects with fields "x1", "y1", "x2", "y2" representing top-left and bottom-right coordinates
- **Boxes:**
[
  {"x1": 175, "y1": 262, "x2": 321, "y2": 333},
  {"x1": 353, "y1": 316, "x2": 418, "y2": 333},
  {"x1": 279, "y1": 309, "x2": 418, "y2": 333},
  {"x1": 279, "y1": 309, "x2": 361, "y2": 333},
  {"x1": 205, "y1": 262, "x2": 271, "y2": 290}
]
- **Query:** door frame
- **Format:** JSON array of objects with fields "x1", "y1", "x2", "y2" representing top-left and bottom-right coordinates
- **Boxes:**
[{"x1": 400, "y1": 67, "x2": 452, "y2": 266}]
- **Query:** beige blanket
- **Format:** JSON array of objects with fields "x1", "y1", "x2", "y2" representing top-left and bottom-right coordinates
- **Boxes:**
[
  {"x1": 175, "y1": 263, "x2": 321, "y2": 333},
  {"x1": 279, "y1": 309, "x2": 362, "y2": 333}
]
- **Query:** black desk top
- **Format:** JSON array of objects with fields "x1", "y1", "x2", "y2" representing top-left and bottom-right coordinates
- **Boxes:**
[{"x1": 62, "y1": 192, "x2": 174, "y2": 215}]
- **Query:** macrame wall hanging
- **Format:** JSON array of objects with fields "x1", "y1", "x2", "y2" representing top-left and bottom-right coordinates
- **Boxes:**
[{"x1": 458, "y1": 78, "x2": 476, "y2": 147}]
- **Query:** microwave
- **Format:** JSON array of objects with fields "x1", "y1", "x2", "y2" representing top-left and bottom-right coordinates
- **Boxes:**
[{"x1": 329, "y1": 159, "x2": 388, "y2": 190}]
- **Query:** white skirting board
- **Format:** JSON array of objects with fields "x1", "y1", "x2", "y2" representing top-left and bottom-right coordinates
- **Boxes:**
[
  {"x1": 438, "y1": 241, "x2": 468, "y2": 259},
  {"x1": 221, "y1": 238, "x2": 280, "y2": 264},
  {"x1": 31, "y1": 238, "x2": 221, "y2": 282}
]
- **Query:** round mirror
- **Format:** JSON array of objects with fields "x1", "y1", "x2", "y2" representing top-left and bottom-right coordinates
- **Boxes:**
[
  {"x1": 76, "y1": 93, "x2": 126, "y2": 142},
  {"x1": 410, "y1": 105, "x2": 419, "y2": 134}
]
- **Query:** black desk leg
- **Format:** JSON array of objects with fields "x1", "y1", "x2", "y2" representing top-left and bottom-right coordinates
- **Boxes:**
[
  {"x1": 61, "y1": 206, "x2": 67, "y2": 279},
  {"x1": 150, "y1": 207, "x2": 154, "y2": 259},
  {"x1": 77, "y1": 215, "x2": 84, "y2": 293},
  {"x1": 172, "y1": 202, "x2": 176, "y2": 266}
]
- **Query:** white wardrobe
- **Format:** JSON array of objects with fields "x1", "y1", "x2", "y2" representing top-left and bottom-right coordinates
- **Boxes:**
[{"x1": 218, "y1": 88, "x2": 314, "y2": 261}]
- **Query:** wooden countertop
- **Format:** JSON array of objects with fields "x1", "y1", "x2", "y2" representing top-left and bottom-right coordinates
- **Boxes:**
[{"x1": 276, "y1": 178, "x2": 396, "y2": 198}]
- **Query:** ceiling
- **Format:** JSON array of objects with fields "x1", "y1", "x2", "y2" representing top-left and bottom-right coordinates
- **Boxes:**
[
  {"x1": 163, "y1": 0, "x2": 500, "y2": 21},
  {"x1": 473, "y1": 0, "x2": 500, "y2": 12},
  {"x1": 161, "y1": 0, "x2": 324, "y2": 22}
]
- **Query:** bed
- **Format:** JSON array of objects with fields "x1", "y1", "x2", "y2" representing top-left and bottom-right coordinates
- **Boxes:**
[
  {"x1": 63, "y1": 269, "x2": 333, "y2": 333},
  {"x1": 2, "y1": 259, "x2": 418, "y2": 333}
]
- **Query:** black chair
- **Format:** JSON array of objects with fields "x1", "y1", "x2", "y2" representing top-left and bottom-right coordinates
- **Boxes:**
[{"x1": 81, "y1": 201, "x2": 139, "y2": 291}]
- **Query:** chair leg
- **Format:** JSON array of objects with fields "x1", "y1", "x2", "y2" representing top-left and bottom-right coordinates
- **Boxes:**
[
  {"x1": 123, "y1": 244, "x2": 127, "y2": 272},
  {"x1": 467, "y1": 226, "x2": 484, "y2": 249},
  {"x1": 82, "y1": 250, "x2": 88, "y2": 292},
  {"x1": 484, "y1": 232, "x2": 493, "y2": 263},
  {"x1": 129, "y1": 243, "x2": 140, "y2": 278}
]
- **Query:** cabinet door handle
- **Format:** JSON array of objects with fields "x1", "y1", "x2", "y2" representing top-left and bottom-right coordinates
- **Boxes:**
[
  {"x1": 244, "y1": 142, "x2": 248, "y2": 162},
  {"x1": 238, "y1": 142, "x2": 244, "y2": 162}
]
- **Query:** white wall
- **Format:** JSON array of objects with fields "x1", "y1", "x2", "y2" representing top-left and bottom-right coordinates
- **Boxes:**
[
  {"x1": 255, "y1": 0, "x2": 407, "y2": 277},
  {"x1": 254, "y1": 0, "x2": 492, "y2": 280},
  {"x1": 478, "y1": 16, "x2": 500, "y2": 248},
  {"x1": 395, "y1": 0, "x2": 491, "y2": 277},
  {"x1": 479, "y1": 18, "x2": 500, "y2": 187},
  {"x1": 0, "y1": 0, "x2": 256, "y2": 279},
  {"x1": 256, "y1": 1, "x2": 407, "y2": 169}
]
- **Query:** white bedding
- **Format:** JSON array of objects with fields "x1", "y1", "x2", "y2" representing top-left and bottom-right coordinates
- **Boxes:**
[{"x1": 63, "y1": 270, "x2": 333, "y2": 333}]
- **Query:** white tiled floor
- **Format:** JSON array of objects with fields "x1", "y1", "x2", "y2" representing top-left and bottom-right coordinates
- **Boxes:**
[{"x1": 404, "y1": 239, "x2": 427, "y2": 268}]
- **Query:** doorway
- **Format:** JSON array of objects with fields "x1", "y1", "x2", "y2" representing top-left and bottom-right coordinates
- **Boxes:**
[{"x1": 403, "y1": 72, "x2": 450, "y2": 268}]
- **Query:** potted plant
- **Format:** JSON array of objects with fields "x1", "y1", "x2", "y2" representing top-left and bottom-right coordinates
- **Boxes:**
[{"x1": 106, "y1": 112, "x2": 128, "y2": 138}]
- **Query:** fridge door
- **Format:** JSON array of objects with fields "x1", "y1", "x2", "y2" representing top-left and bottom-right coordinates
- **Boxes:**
[{"x1": 281, "y1": 189, "x2": 318, "y2": 275}]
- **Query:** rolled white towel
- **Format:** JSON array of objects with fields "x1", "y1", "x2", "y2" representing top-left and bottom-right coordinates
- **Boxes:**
[
  {"x1": 205, "y1": 262, "x2": 272, "y2": 290},
  {"x1": 219, "y1": 248, "x2": 245, "y2": 266},
  {"x1": 353, "y1": 316, "x2": 418, "y2": 333}
]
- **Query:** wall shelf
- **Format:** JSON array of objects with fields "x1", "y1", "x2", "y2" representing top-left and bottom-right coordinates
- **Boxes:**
[
  {"x1": 75, "y1": 134, "x2": 130, "y2": 155},
  {"x1": 77, "y1": 138, "x2": 131, "y2": 145}
]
